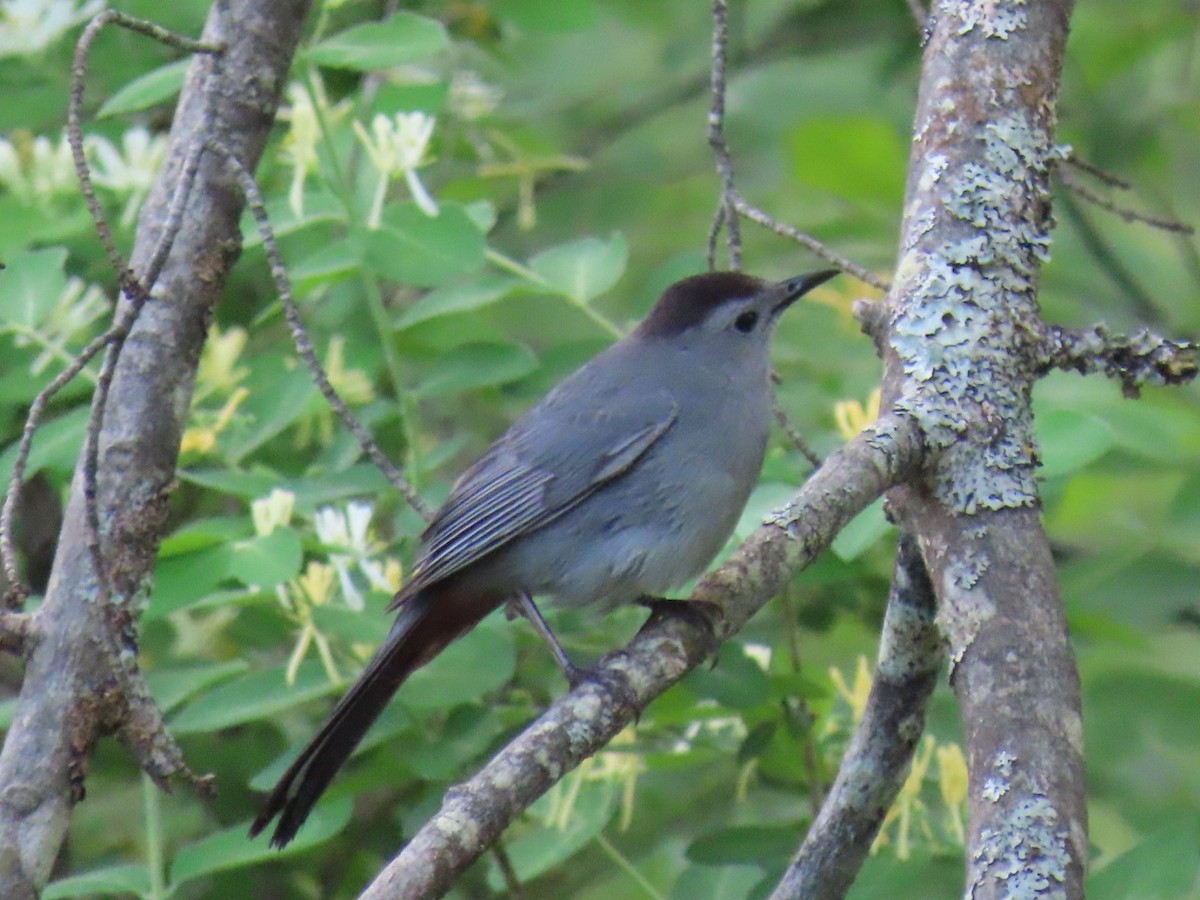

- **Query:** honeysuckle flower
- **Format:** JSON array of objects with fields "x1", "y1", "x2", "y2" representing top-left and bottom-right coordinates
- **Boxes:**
[
  {"x1": 834, "y1": 387, "x2": 881, "y2": 440},
  {"x1": 10, "y1": 275, "x2": 109, "y2": 375},
  {"x1": 313, "y1": 501, "x2": 392, "y2": 610},
  {"x1": 0, "y1": 131, "x2": 78, "y2": 203},
  {"x1": 0, "y1": 0, "x2": 103, "y2": 58},
  {"x1": 354, "y1": 111, "x2": 439, "y2": 225},
  {"x1": 252, "y1": 489, "x2": 296, "y2": 537},
  {"x1": 448, "y1": 70, "x2": 501, "y2": 121},
  {"x1": 89, "y1": 126, "x2": 168, "y2": 227},
  {"x1": 278, "y1": 78, "x2": 350, "y2": 218}
]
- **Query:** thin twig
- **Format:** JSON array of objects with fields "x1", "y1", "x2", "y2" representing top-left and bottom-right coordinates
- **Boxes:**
[
  {"x1": 66, "y1": 12, "x2": 223, "y2": 594},
  {"x1": 1058, "y1": 166, "x2": 1194, "y2": 234},
  {"x1": 707, "y1": 0, "x2": 741, "y2": 270},
  {"x1": 210, "y1": 142, "x2": 434, "y2": 520},
  {"x1": 771, "y1": 396, "x2": 822, "y2": 469},
  {"x1": 1062, "y1": 153, "x2": 1132, "y2": 191},
  {"x1": 904, "y1": 0, "x2": 928, "y2": 30},
  {"x1": 734, "y1": 194, "x2": 890, "y2": 290}
]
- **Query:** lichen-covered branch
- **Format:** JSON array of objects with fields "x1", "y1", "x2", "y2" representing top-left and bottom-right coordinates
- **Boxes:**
[
  {"x1": 0, "y1": 2, "x2": 310, "y2": 895},
  {"x1": 1039, "y1": 323, "x2": 1197, "y2": 397},
  {"x1": 358, "y1": 416, "x2": 922, "y2": 900},
  {"x1": 770, "y1": 532, "x2": 941, "y2": 900},
  {"x1": 880, "y1": 1, "x2": 1086, "y2": 897}
]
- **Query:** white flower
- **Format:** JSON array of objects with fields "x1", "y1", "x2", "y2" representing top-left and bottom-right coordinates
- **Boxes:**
[
  {"x1": 278, "y1": 77, "x2": 349, "y2": 219},
  {"x1": 353, "y1": 111, "x2": 438, "y2": 224},
  {"x1": 0, "y1": 0, "x2": 104, "y2": 58},
  {"x1": 449, "y1": 71, "x2": 501, "y2": 121},
  {"x1": 251, "y1": 489, "x2": 296, "y2": 537},
  {"x1": 0, "y1": 132, "x2": 78, "y2": 203},
  {"x1": 314, "y1": 501, "x2": 385, "y2": 611},
  {"x1": 11, "y1": 276, "x2": 110, "y2": 375},
  {"x1": 88, "y1": 126, "x2": 167, "y2": 227}
]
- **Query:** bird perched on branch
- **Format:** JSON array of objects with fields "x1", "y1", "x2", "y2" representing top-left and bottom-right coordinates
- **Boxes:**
[{"x1": 251, "y1": 268, "x2": 838, "y2": 847}]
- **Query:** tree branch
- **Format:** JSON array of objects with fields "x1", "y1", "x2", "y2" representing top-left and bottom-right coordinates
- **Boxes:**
[
  {"x1": 358, "y1": 415, "x2": 923, "y2": 899},
  {"x1": 0, "y1": 1, "x2": 311, "y2": 894},
  {"x1": 881, "y1": 1, "x2": 1086, "y2": 897},
  {"x1": 771, "y1": 531, "x2": 942, "y2": 900}
]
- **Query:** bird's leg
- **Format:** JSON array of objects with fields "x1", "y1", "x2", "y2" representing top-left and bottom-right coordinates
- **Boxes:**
[{"x1": 505, "y1": 592, "x2": 590, "y2": 689}]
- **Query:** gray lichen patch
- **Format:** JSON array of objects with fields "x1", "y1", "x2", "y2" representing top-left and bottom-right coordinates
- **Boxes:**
[
  {"x1": 972, "y1": 792, "x2": 1071, "y2": 899},
  {"x1": 890, "y1": 29, "x2": 1059, "y2": 514}
]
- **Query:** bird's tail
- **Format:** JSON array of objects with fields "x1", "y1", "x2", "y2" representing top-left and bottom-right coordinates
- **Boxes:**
[{"x1": 250, "y1": 587, "x2": 498, "y2": 847}]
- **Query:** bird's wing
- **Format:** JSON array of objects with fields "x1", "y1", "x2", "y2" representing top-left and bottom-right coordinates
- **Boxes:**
[{"x1": 397, "y1": 388, "x2": 678, "y2": 599}]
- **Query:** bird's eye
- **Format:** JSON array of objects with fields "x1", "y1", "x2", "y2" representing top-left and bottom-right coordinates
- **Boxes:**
[{"x1": 734, "y1": 310, "x2": 759, "y2": 333}]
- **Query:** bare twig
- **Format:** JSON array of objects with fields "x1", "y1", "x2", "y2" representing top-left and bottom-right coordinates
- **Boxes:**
[
  {"x1": 0, "y1": 610, "x2": 36, "y2": 656},
  {"x1": 1062, "y1": 153, "x2": 1132, "y2": 191},
  {"x1": 771, "y1": 395, "x2": 822, "y2": 468},
  {"x1": 734, "y1": 195, "x2": 890, "y2": 290},
  {"x1": 707, "y1": 0, "x2": 741, "y2": 270},
  {"x1": 358, "y1": 416, "x2": 922, "y2": 899},
  {"x1": 771, "y1": 532, "x2": 941, "y2": 900},
  {"x1": 210, "y1": 142, "x2": 434, "y2": 520},
  {"x1": 2, "y1": 14, "x2": 222, "y2": 605},
  {"x1": 1058, "y1": 166, "x2": 1194, "y2": 234},
  {"x1": 905, "y1": 0, "x2": 928, "y2": 31}
]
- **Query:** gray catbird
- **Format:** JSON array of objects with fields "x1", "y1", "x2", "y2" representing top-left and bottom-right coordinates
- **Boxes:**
[{"x1": 251, "y1": 268, "x2": 838, "y2": 846}]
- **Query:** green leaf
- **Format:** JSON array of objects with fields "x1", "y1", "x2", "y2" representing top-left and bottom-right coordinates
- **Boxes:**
[
  {"x1": 290, "y1": 238, "x2": 362, "y2": 293},
  {"x1": 148, "y1": 660, "x2": 249, "y2": 714},
  {"x1": 0, "y1": 247, "x2": 67, "y2": 329},
  {"x1": 1037, "y1": 409, "x2": 1114, "y2": 478},
  {"x1": 226, "y1": 527, "x2": 304, "y2": 587},
  {"x1": 221, "y1": 361, "x2": 316, "y2": 463},
  {"x1": 406, "y1": 705, "x2": 504, "y2": 779},
  {"x1": 306, "y1": 14, "x2": 449, "y2": 71},
  {"x1": 686, "y1": 824, "x2": 798, "y2": 865},
  {"x1": 831, "y1": 497, "x2": 893, "y2": 561},
  {"x1": 170, "y1": 797, "x2": 352, "y2": 887},
  {"x1": 359, "y1": 202, "x2": 487, "y2": 287},
  {"x1": 148, "y1": 543, "x2": 234, "y2": 619},
  {"x1": 97, "y1": 58, "x2": 189, "y2": 118},
  {"x1": 494, "y1": 0, "x2": 599, "y2": 31},
  {"x1": 395, "y1": 277, "x2": 520, "y2": 329},
  {"x1": 1089, "y1": 821, "x2": 1200, "y2": 900},
  {"x1": 487, "y1": 780, "x2": 616, "y2": 888},
  {"x1": 170, "y1": 661, "x2": 340, "y2": 735},
  {"x1": 311, "y1": 601, "x2": 390, "y2": 646},
  {"x1": 44, "y1": 863, "x2": 150, "y2": 899},
  {"x1": 0, "y1": 405, "x2": 89, "y2": 489},
  {"x1": 530, "y1": 233, "x2": 627, "y2": 303},
  {"x1": 402, "y1": 618, "x2": 516, "y2": 709},
  {"x1": 412, "y1": 341, "x2": 538, "y2": 398},
  {"x1": 684, "y1": 641, "x2": 771, "y2": 709},
  {"x1": 788, "y1": 117, "x2": 907, "y2": 208},
  {"x1": 159, "y1": 516, "x2": 249, "y2": 557}
]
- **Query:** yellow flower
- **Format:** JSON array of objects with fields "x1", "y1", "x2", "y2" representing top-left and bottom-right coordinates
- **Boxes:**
[
  {"x1": 830, "y1": 655, "x2": 873, "y2": 724},
  {"x1": 833, "y1": 387, "x2": 881, "y2": 440}
]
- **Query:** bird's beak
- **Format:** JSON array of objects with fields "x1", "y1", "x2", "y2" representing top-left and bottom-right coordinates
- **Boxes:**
[{"x1": 769, "y1": 269, "x2": 840, "y2": 317}]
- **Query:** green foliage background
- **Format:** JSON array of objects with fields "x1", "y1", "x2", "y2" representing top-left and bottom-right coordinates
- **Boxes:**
[{"x1": 0, "y1": 1, "x2": 1197, "y2": 897}]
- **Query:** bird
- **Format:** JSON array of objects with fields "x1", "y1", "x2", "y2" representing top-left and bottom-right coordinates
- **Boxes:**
[{"x1": 250, "y1": 268, "x2": 838, "y2": 847}]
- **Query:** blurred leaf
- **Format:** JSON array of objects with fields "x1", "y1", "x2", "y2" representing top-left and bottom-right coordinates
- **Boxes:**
[
  {"x1": 148, "y1": 660, "x2": 250, "y2": 715},
  {"x1": 170, "y1": 797, "x2": 352, "y2": 887},
  {"x1": 44, "y1": 863, "x2": 150, "y2": 899},
  {"x1": 148, "y1": 543, "x2": 233, "y2": 620},
  {"x1": 170, "y1": 661, "x2": 340, "y2": 735},
  {"x1": 487, "y1": 780, "x2": 616, "y2": 888},
  {"x1": 1037, "y1": 409, "x2": 1114, "y2": 478},
  {"x1": 305, "y1": 14, "x2": 449, "y2": 71},
  {"x1": 671, "y1": 864, "x2": 765, "y2": 900},
  {"x1": 358, "y1": 202, "x2": 487, "y2": 287},
  {"x1": 402, "y1": 618, "x2": 516, "y2": 709},
  {"x1": 395, "y1": 277, "x2": 520, "y2": 329},
  {"x1": 684, "y1": 641, "x2": 771, "y2": 709},
  {"x1": 411, "y1": 341, "x2": 537, "y2": 398},
  {"x1": 494, "y1": 0, "x2": 599, "y2": 32},
  {"x1": 530, "y1": 233, "x2": 628, "y2": 303},
  {"x1": 830, "y1": 497, "x2": 893, "y2": 561},
  {"x1": 97, "y1": 58, "x2": 189, "y2": 118},
  {"x1": 686, "y1": 824, "x2": 797, "y2": 865},
  {"x1": 290, "y1": 238, "x2": 361, "y2": 293},
  {"x1": 0, "y1": 247, "x2": 67, "y2": 329},
  {"x1": 789, "y1": 117, "x2": 907, "y2": 208},
  {"x1": 406, "y1": 705, "x2": 504, "y2": 779},
  {"x1": 1089, "y1": 820, "x2": 1200, "y2": 900},
  {"x1": 0, "y1": 405, "x2": 88, "y2": 488},
  {"x1": 226, "y1": 527, "x2": 304, "y2": 587}
]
